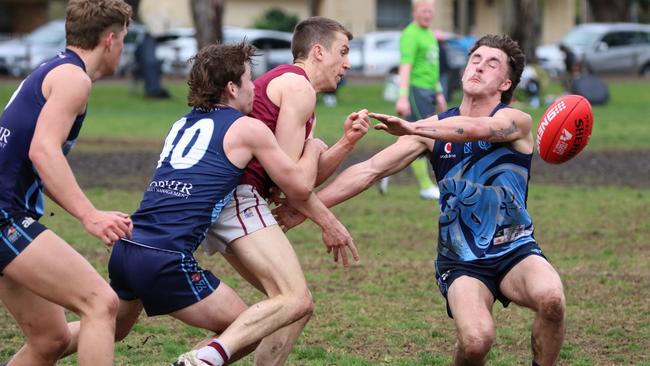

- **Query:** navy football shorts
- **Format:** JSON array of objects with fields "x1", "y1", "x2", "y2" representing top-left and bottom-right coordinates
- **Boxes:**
[
  {"x1": 108, "y1": 239, "x2": 221, "y2": 316},
  {"x1": 435, "y1": 241, "x2": 546, "y2": 318},
  {"x1": 0, "y1": 211, "x2": 48, "y2": 273}
]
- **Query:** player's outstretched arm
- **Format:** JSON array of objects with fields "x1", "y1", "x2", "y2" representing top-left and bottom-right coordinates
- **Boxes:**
[
  {"x1": 412, "y1": 107, "x2": 533, "y2": 145},
  {"x1": 314, "y1": 109, "x2": 370, "y2": 186},
  {"x1": 29, "y1": 65, "x2": 132, "y2": 245},
  {"x1": 274, "y1": 135, "x2": 429, "y2": 231}
]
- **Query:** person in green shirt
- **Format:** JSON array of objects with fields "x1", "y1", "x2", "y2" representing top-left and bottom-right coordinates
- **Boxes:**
[{"x1": 381, "y1": 0, "x2": 447, "y2": 200}]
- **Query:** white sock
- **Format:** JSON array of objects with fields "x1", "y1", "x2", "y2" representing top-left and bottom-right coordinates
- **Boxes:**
[{"x1": 196, "y1": 339, "x2": 230, "y2": 366}]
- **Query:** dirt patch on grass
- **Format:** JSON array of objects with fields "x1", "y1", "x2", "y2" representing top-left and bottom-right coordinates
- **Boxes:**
[{"x1": 69, "y1": 145, "x2": 650, "y2": 191}]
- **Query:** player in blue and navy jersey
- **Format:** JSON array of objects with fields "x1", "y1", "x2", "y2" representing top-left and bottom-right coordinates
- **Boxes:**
[
  {"x1": 276, "y1": 35, "x2": 566, "y2": 366},
  {"x1": 60, "y1": 42, "x2": 333, "y2": 366},
  {"x1": 0, "y1": 1, "x2": 133, "y2": 365}
]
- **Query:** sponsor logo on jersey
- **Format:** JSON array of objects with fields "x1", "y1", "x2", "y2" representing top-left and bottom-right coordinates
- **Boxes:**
[
  {"x1": 6, "y1": 226, "x2": 21, "y2": 243},
  {"x1": 478, "y1": 141, "x2": 492, "y2": 150},
  {"x1": 147, "y1": 179, "x2": 193, "y2": 198},
  {"x1": 21, "y1": 217, "x2": 35, "y2": 228},
  {"x1": 0, "y1": 126, "x2": 11, "y2": 148},
  {"x1": 464, "y1": 142, "x2": 472, "y2": 154},
  {"x1": 440, "y1": 142, "x2": 456, "y2": 159}
]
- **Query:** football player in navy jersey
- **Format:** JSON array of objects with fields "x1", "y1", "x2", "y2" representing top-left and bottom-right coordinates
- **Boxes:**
[
  {"x1": 276, "y1": 35, "x2": 566, "y2": 366},
  {"x1": 60, "y1": 42, "x2": 336, "y2": 366},
  {"x1": 0, "y1": 1, "x2": 133, "y2": 365}
]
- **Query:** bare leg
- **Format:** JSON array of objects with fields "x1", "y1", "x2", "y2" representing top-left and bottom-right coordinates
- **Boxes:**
[
  {"x1": 0, "y1": 277, "x2": 70, "y2": 366},
  {"x1": 447, "y1": 276, "x2": 496, "y2": 366},
  {"x1": 1, "y1": 231, "x2": 118, "y2": 366},
  {"x1": 500, "y1": 255, "x2": 565, "y2": 366},
  {"x1": 62, "y1": 299, "x2": 144, "y2": 358},
  {"x1": 179, "y1": 226, "x2": 313, "y2": 359},
  {"x1": 223, "y1": 251, "x2": 312, "y2": 366}
]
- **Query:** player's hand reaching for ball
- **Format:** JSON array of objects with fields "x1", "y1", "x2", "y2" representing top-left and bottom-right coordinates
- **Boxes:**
[
  {"x1": 369, "y1": 112, "x2": 415, "y2": 136},
  {"x1": 343, "y1": 109, "x2": 370, "y2": 145},
  {"x1": 82, "y1": 209, "x2": 133, "y2": 246}
]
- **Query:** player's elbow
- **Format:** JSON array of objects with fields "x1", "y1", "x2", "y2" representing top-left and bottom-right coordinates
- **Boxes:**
[
  {"x1": 284, "y1": 183, "x2": 312, "y2": 201},
  {"x1": 28, "y1": 140, "x2": 53, "y2": 170}
]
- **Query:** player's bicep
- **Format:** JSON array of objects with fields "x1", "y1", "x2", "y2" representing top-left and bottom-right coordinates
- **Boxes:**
[
  {"x1": 247, "y1": 122, "x2": 310, "y2": 197},
  {"x1": 486, "y1": 108, "x2": 532, "y2": 143},
  {"x1": 274, "y1": 80, "x2": 316, "y2": 160}
]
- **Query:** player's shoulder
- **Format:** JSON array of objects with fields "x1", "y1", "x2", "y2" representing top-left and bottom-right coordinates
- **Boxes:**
[
  {"x1": 269, "y1": 72, "x2": 316, "y2": 106},
  {"x1": 45, "y1": 64, "x2": 91, "y2": 93}
]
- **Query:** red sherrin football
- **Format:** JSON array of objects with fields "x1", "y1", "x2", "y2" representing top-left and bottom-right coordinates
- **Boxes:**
[{"x1": 536, "y1": 95, "x2": 593, "y2": 164}]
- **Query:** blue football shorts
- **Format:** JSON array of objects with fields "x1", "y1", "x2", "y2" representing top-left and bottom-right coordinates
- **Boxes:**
[
  {"x1": 0, "y1": 210, "x2": 48, "y2": 273},
  {"x1": 108, "y1": 238, "x2": 221, "y2": 316},
  {"x1": 435, "y1": 241, "x2": 546, "y2": 318}
]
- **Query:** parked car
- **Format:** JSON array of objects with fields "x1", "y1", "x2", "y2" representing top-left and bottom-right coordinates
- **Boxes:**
[
  {"x1": 535, "y1": 23, "x2": 650, "y2": 77},
  {"x1": 350, "y1": 30, "x2": 475, "y2": 77},
  {"x1": 354, "y1": 30, "x2": 476, "y2": 101},
  {"x1": 155, "y1": 27, "x2": 294, "y2": 78},
  {"x1": 0, "y1": 19, "x2": 145, "y2": 77}
]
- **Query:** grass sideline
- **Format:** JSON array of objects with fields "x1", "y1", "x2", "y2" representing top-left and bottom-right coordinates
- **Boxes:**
[{"x1": 0, "y1": 78, "x2": 649, "y2": 150}]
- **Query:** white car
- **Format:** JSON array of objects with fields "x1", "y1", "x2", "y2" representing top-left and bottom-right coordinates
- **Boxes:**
[
  {"x1": 348, "y1": 31, "x2": 402, "y2": 77},
  {"x1": 156, "y1": 27, "x2": 294, "y2": 78},
  {"x1": 0, "y1": 20, "x2": 144, "y2": 77},
  {"x1": 0, "y1": 20, "x2": 66, "y2": 77},
  {"x1": 536, "y1": 23, "x2": 650, "y2": 77}
]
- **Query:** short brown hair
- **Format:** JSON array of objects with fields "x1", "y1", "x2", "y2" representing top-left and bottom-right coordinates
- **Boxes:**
[
  {"x1": 291, "y1": 16, "x2": 353, "y2": 62},
  {"x1": 468, "y1": 34, "x2": 526, "y2": 104},
  {"x1": 187, "y1": 42, "x2": 257, "y2": 110},
  {"x1": 66, "y1": 0, "x2": 132, "y2": 50}
]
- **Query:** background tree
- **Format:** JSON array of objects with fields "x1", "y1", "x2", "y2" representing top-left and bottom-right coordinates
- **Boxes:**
[
  {"x1": 191, "y1": 0, "x2": 224, "y2": 48},
  {"x1": 507, "y1": 0, "x2": 541, "y2": 63},
  {"x1": 587, "y1": 0, "x2": 633, "y2": 22},
  {"x1": 252, "y1": 8, "x2": 299, "y2": 32}
]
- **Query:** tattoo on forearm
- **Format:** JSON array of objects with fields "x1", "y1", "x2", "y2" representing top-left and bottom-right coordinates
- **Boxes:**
[
  {"x1": 456, "y1": 128, "x2": 464, "y2": 135},
  {"x1": 489, "y1": 120, "x2": 518, "y2": 139}
]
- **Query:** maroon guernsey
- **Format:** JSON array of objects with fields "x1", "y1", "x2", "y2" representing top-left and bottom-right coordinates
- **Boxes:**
[{"x1": 240, "y1": 64, "x2": 315, "y2": 197}]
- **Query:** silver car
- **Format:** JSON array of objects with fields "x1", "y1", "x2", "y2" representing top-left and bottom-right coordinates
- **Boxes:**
[
  {"x1": 536, "y1": 23, "x2": 650, "y2": 77},
  {"x1": 155, "y1": 27, "x2": 294, "y2": 78},
  {"x1": 0, "y1": 19, "x2": 144, "y2": 77}
]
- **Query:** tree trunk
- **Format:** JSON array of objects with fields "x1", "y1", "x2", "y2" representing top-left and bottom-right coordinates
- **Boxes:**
[
  {"x1": 587, "y1": 0, "x2": 632, "y2": 22},
  {"x1": 308, "y1": 0, "x2": 321, "y2": 16},
  {"x1": 508, "y1": 0, "x2": 540, "y2": 63},
  {"x1": 191, "y1": 0, "x2": 224, "y2": 49},
  {"x1": 124, "y1": 0, "x2": 140, "y2": 21}
]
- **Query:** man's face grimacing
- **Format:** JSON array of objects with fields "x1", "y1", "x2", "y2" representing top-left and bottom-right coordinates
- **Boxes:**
[
  {"x1": 320, "y1": 32, "x2": 351, "y2": 92},
  {"x1": 462, "y1": 45, "x2": 512, "y2": 98}
]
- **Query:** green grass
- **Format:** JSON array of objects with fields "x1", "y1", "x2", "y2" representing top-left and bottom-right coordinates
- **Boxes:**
[
  {"x1": 1, "y1": 184, "x2": 647, "y2": 365},
  {"x1": 1, "y1": 78, "x2": 649, "y2": 150},
  {"x1": 0, "y1": 78, "x2": 649, "y2": 364}
]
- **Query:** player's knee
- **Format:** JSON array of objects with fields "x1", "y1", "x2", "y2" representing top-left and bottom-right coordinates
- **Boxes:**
[
  {"x1": 285, "y1": 289, "x2": 313, "y2": 322},
  {"x1": 457, "y1": 327, "x2": 494, "y2": 360},
  {"x1": 538, "y1": 288, "x2": 565, "y2": 323},
  {"x1": 28, "y1": 327, "x2": 72, "y2": 361},
  {"x1": 80, "y1": 286, "x2": 120, "y2": 321}
]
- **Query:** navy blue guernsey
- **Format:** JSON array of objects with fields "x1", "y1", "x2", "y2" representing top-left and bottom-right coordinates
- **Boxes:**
[
  {"x1": 0, "y1": 49, "x2": 86, "y2": 219},
  {"x1": 129, "y1": 107, "x2": 244, "y2": 253},
  {"x1": 430, "y1": 103, "x2": 536, "y2": 261}
]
